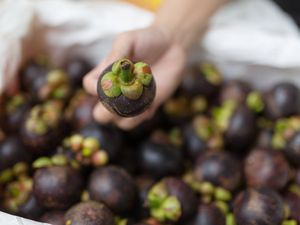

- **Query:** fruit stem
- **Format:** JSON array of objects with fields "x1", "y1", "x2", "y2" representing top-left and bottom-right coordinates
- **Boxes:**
[{"x1": 119, "y1": 60, "x2": 134, "y2": 84}]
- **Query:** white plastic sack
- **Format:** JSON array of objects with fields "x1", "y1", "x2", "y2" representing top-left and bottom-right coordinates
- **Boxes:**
[{"x1": 0, "y1": 0, "x2": 300, "y2": 223}]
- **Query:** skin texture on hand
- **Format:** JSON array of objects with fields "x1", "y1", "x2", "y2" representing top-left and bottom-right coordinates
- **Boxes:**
[{"x1": 84, "y1": 26, "x2": 186, "y2": 130}]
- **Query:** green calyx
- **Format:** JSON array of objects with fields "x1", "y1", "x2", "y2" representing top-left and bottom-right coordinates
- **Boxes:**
[
  {"x1": 200, "y1": 63, "x2": 222, "y2": 85},
  {"x1": 272, "y1": 117, "x2": 300, "y2": 149},
  {"x1": 212, "y1": 100, "x2": 237, "y2": 132},
  {"x1": 282, "y1": 220, "x2": 297, "y2": 225},
  {"x1": 193, "y1": 116, "x2": 213, "y2": 141},
  {"x1": 168, "y1": 128, "x2": 183, "y2": 147},
  {"x1": 214, "y1": 187, "x2": 232, "y2": 202},
  {"x1": 101, "y1": 59, "x2": 153, "y2": 100},
  {"x1": 44, "y1": 69, "x2": 70, "y2": 100},
  {"x1": 115, "y1": 217, "x2": 128, "y2": 225},
  {"x1": 226, "y1": 213, "x2": 236, "y2": 225},
  {"x1": 6, "y1": 95, "x2": 25, "y2": 113},
  {"x1": 25, "y1": 101, "x2": 62, "y2": 135},
  {"x1": 288, "y1": 184, "x2": 300, "y2": 197},
  {"x1": 147, "y1": 182, "x2": 182, "y2": 222},
  {"x1": 191, "y1": 96, "x2": 207, "y2": 114},
  {"x1": 0, "y1": 162, "x2": 29, "y2": 184},
  {"x1": 164, "y1": 96, "x2": 189, "y2": 117},
  {"x1": 33, "y1": 155, "x2": 70, "y2": 168},
  {"x1": 63, "y1": 134, "x2": 108, "y2": 167},
  {"x1": 246, "y1": 91, "x2": 264, "y2": 113},
  {"x1": 4, "y1": 178, "x2": 33, "y2": 213}
]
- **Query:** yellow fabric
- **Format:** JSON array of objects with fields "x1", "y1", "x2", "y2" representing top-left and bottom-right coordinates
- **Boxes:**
[{"x1": 123, "y1": 0, "x2": 162, "y2": 11}]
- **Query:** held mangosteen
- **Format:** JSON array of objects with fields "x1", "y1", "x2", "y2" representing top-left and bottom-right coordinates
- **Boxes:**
[
  {"x1": 244, "y1": 147, "x2": 290, "y2": 190},
  {"x1": 180, "y1": 63, "x2": 222, "y2": 98},
  {"x1": 40, "y1": 210, "x2": 65, "y2": 225},
  {"x1": 233, "y1": 188, "x2": 286, "y2": 225},
  {"x1": 193, "y1": 151, "x2": 241, "y2": 192},
  {"x1": 147, "y1": 177, "x2": 197, "y2": 223},
  {"x1": 21, "y1": 100, "x2": 64, "y2": 155},
  {"x1": 65, "y1": 58, "x2": 92, "y2": 88},
  {"x1": 64, "y1": 89, "x2": 97, "y2": 130},
  {"x1": 64, "y1": 201, "x2": 115, "y2": 225},
  {"x1": 97, "y1": 58, "x2": 156, "y2": 117},
  {"x1": 212, "y1": 101, "x2": 257, "y2": 152},
  {"x1": 183, "y1": 115, "x2": 223, "y2": 160},
  {"x1": 186, "y1": 203, "x2": 226, "y2": 225},
  {"x1": 88, "y1": 165, "x2": 137, "y2": 214},
  {"x1": 264, "y1": 82, "x2": 300, "y2": 120},
  {"x1": 78, "y1": 122, "x2": 122, "y2": 162},
  {"x1": 33, "y1": 163, "x2": 83, "y2": 209},
  {"x1": 138, "y1": 130, "x2": 184, "y2": 178}
]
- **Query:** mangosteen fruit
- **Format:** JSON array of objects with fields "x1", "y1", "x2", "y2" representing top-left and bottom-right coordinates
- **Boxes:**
[{"x1": 97, "y1": 58, "x2": 156, "y2": 117}]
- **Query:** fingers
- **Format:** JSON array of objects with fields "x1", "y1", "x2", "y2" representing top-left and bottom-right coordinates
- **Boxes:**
[{"x1": 93, "y1": 101, "x2": 156, "y2": 130}]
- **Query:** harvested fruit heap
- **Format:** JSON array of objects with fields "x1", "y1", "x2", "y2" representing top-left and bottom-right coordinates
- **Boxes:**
[{"x1": 1, "y1": 57, "x2": 300, "y2": 225}]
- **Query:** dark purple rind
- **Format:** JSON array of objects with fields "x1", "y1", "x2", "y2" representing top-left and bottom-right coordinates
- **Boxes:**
[
  {"x1": 180, "y1": 67, "x2": 220, "y2": 98},
  {"x1": 163, "y1": 177, "x2": 198, "y2": 221},
  {"x1": 219, "y1": 80, "x2": 252, "y2": 105},
  {"x1": 33, "y1": 166, "x2": 83, "y2": 209},
  {"x1": 97, "y1": 63, "x2": 156, "y2": 117},
  {"x1": 225, "y1": 105, "x2": 257, "y2": 152},
  {"x1": 88, "y1": 166, "x2": 137, "y2": 214},
  {"x1": 285, "y1": 131, "x2": 300, "y2": 167},
  {"x1": 64, "y1": 201, "x2": 115, "y2": 225},
  {"x1": 40, "y1": 210, "x2": 65, "y2": 225},
  {"x1": 244, "y1": 148, "x2": 290, "y2": 190},
  {"x1": 0, "y1": 136, "x2": 32, "y2": 171},
  {"x1": 187, "y1": 203, "x2": 226, "y2": 225},
  {"x1": 263, "y1": 82, "x2": 300, "y2": 120},
  {"x1": 194, "y1": 152, "x2": 241, "y2": 191},
  {"x1": 233, "y1": 188, "x2": 284, "y2": 225},
  {"x1": 18, "y1": 194, "x2": 45, "y2": 220}
]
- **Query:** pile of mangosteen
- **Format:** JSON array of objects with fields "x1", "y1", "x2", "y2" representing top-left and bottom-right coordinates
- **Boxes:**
[{"x1": 0, "y1": 57, "x2": 300, "y2": 225}]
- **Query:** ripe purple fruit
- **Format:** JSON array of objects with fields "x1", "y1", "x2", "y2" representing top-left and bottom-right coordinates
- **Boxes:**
[
  {"x1": 233, "y1": 188, "x2": 285, "y2": 225},
  {"x1": 244, "y1": 148, "x2": 290, "y2": 190},
  {"x1": 264, "y1": 82, "x2": 300, "y2": 120},
  {"x1": 21, "y1": 101, "x2": 64, "y2": 155},
  {"x1": 97, "y1": 59, "x2": 156, "y2": 117},
  {"x1": 213, "y1": 101, "x2": 257, "y2": 152},
  {"x1": 33, "y1": 166, "x2": 83, "y2": 209},
  {"x1": 183, "y1": 116, "x2": 223, "y2": 159},
  {"x1": 187, "y1": 203, "x2": 226, "y2": 225},
  {"x1": 88, "y1": 166, "x2": 137, "y2": 214},
  {"x1": 64, "y1": 201, "x2": 115, "y2": 225},
  {"x1": 193, "y1": 151, "x2": 241, "y2": 191},
  {"x1": 40, "y1": 211, "x2": 65, "y2": 225},
  {"x1": 64, "y1": 89, "x2": 97, "y2": 130},
  {"x1": 138, "y1": 130, "x2": 184, "y2": 178},
  {"x1": 180, "y1": 63, "x2": 222, "y2": 98},
  {"x1": 147, "y1": 177, "x2": 197, "y2": 222}
]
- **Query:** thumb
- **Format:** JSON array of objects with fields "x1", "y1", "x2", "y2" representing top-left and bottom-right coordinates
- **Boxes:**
[{"x1": 83, "y1": 33, "x2": 134, "y2": 96}]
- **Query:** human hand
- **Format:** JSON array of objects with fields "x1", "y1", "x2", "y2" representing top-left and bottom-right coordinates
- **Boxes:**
[{"x1": 83, "y1": 25, "x2": 187, "y2": 130}]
